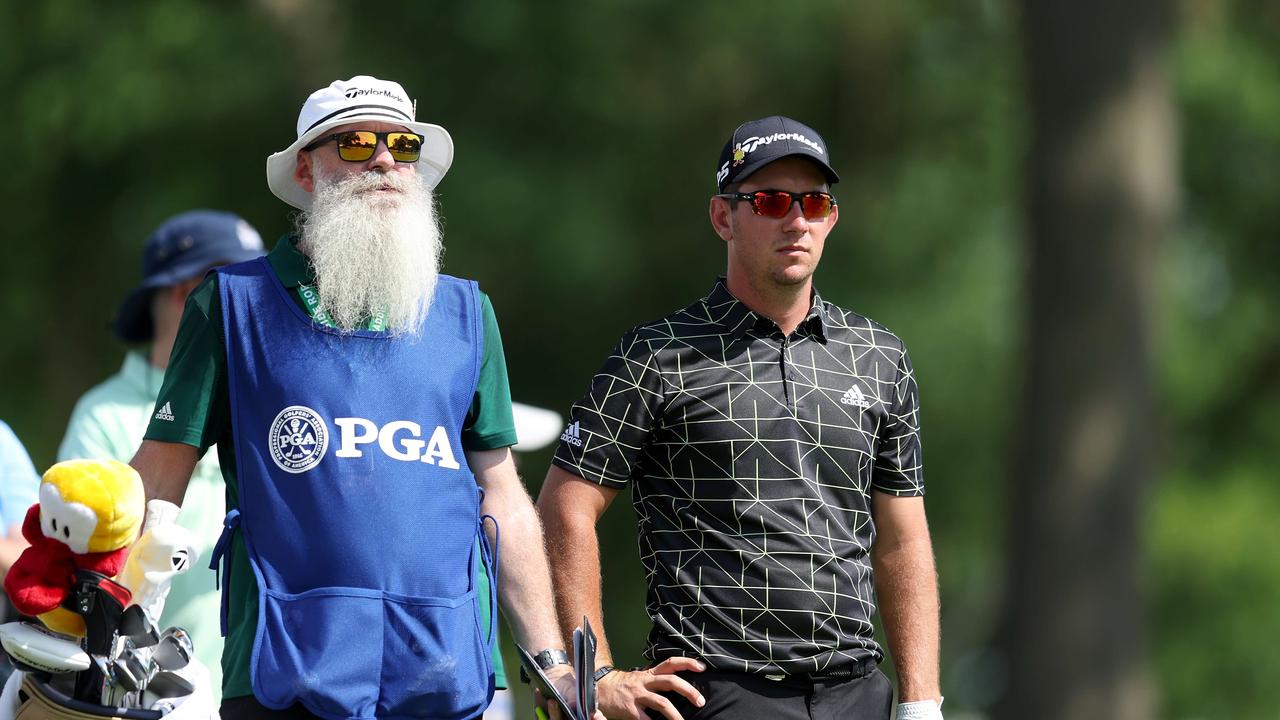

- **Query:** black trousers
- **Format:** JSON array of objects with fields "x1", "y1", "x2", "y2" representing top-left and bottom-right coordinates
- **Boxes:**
[
  {"x1": 220, "y1": 695, "x2": 325, "y2": 719},
  {"x1": 646, "y1": 668, "x2": 894, "y2": 720}
]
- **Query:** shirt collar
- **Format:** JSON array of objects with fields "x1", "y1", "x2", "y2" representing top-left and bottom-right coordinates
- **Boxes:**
[
  {"x1": 268, "y1": 234, "x2": 314, "y2": 288},
  {"x1": 806, "y1": 288, "x2": 830, "y2": 341},
  {"x1": 704, "y1": 277, "x2": 756, "y2": 339},
  {"x1": 704, "y1": 277, "x2": 829, "y2": 342}
]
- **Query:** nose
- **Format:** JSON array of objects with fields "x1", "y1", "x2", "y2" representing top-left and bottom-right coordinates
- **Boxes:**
[
  {"x1": 782, "y1": 197, "x2": 809, "y2": 231},
  {"x1": 366, "y1": 140, "x2": 397, "y2": 172}
]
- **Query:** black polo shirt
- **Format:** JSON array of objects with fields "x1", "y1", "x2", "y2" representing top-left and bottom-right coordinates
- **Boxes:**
[{"x1": 553, "y1": 277, "x2": 924, "y2": 675}]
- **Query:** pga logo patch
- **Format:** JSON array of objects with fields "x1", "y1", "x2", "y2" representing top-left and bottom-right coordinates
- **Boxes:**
[
  {"x1": 269, "y1": 405, "x2": 329, "y2": 473},
  {"x1": 267, "y1": 406, "x2": 462, "y2": 473}
]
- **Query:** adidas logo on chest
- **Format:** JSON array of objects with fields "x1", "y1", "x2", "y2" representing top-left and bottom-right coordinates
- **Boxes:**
[{"x1": 840, "y1": 385, "x2": 872, "y2": 409}]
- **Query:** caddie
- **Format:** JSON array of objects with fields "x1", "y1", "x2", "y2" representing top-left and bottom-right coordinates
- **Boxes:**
[{"x1": 129, "y1": 75, "x2": 579, "y2": 720}]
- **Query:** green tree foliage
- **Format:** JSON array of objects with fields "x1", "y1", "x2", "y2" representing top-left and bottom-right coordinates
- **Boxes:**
[
  {"x1": 1153, "y1": 2, "x2": 1280, "y2": 716},
  {"x1": 0, "y1": 0, "x2": 1273, "y2": 716}
]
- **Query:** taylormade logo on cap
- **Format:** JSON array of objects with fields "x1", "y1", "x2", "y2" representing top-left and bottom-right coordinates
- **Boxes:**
[
  {"x1": 715, "y1": 115, "x2": 840, "y2": 192},
  {"x1": 740, "y1": 131, "x2": 825, "y2": 158},
  {"x1": 716, "y1": 131, "x2": 825, "y2": 185},
  {"x1": 344, "y1": 87, "x2": 410, "y2": 103}
]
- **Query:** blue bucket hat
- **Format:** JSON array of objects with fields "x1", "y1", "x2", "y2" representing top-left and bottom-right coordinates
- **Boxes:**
[{"x1": 114, "y1": 210, "x2": 265, "y2": 343}]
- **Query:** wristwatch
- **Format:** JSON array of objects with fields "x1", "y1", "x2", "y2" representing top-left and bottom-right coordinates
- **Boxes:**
[
  {"x1": 533, "y1": 648, "x2": 571, "y2": 671},
  {"x1": 593, "y1": 665, "x2": 616, "y2": 683}
]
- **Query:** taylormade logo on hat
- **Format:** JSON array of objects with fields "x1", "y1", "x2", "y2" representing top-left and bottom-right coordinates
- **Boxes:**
[
  {"x1": 739, "y1": 131, "x2": 825, "y2": 157},
  {"x1": 344, "y1": 87, "x2": 410, "y2": 103},
  {"x1": 715, "y1": 116, "x2": 840, "y2": 192},
  {"x1": 292, "y1": 76, "x2": 417, "y2": 140},
  {"x1": 266, "y1": 75, "x2": 454, "y2": 210}
]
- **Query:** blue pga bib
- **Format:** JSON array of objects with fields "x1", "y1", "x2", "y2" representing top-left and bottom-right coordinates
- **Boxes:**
[{"x1": 214, "y1": 258, "x2": 495, "y2": 719}]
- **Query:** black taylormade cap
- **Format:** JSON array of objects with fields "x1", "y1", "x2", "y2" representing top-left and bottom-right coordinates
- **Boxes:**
[{"x1": 715, "y1": 116, "x2": 840, "y2": 192}]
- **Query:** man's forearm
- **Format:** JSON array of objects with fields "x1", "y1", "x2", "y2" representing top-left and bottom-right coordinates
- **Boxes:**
[
  {"x1": 873, "y1": 532, "x2": 941, "y2": 701},
  {"x1": 129, "y1": 439, "x2": 198, "y2": 507},
  {"x1": 539, "y1": 470, "x2": 708, "y2": 720},
  {"x1": 482, "y1": 485, "x2": 564, "y2": 652},
  {"x1": 543, "y1": 502, "x2": 612, "y2": 664},
  {"x1": 537, "y1": 468, "x2": 617, "y2": 666}
]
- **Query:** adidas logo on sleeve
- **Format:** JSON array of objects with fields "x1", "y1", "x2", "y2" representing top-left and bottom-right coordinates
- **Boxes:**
[
  {"x1": 154, "y1": 401, "x2": 176, "y2": 422},
  {"x1": 839, "y1": 385, "x2": 872, "y2": 409},
  {"x1": 560, "y1": 420, "x2": 584, "y2": 447}
]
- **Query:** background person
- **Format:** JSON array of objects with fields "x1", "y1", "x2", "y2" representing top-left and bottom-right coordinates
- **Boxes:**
[
  {"x1": 0, "y1": 420, "x2": 41, "y2": 683},
  {"x1": 57, "y1": 209, "x2": 265, "y2": 701}
]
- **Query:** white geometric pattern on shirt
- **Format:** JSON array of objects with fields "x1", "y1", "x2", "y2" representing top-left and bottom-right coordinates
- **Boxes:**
[{"x1": 554, "y1": 279, "x2": 923, "y2": 675}]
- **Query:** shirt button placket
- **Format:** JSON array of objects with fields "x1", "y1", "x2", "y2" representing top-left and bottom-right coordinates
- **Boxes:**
[{"x1": 780, "y1": 335, "x2": 795, "y2": 413}]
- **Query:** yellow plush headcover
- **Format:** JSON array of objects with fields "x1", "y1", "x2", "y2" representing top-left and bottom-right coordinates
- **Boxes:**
[{"x1": 40, "y1": 459, "x2": 145, "y2": 554}]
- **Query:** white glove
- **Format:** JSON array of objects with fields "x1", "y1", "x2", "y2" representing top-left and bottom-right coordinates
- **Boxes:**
[
  {"x1": 120, "y1": 501, "x2": 200, "y2": 624},
  {"x1": 140, "y1": 498, "x2": 182, "y2": 533},
  {"x1": 896, "y1": 697, "x2": 944, "y2": 719}
]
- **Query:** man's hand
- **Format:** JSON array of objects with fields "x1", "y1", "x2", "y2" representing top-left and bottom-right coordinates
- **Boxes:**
[
  {"x1": 895, "y1": 698, "x2": 944, "y2": 719},
  {"x1": 538, "y1": 664, "x2": 606, "y2": 720},
  {"x1": 596, "y1": 657, "x2": 705, "y2": 720}
]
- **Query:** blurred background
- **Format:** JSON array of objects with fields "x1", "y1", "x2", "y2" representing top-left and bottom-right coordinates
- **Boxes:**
[{"x1": 1, "y1": 0, "x2": 1276, "y2": 717}]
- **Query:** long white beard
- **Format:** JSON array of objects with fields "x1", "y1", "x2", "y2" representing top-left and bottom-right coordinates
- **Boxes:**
[{"x1": 298, "y1": 169, "x2": 442, "y2": 335}]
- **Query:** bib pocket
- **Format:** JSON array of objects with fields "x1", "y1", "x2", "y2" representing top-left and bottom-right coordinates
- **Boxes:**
[
  {"x1": 378, "y1": 589, "x2": 494, "y2": 717},
  {"x1": 253, "y1": 585, "x2": 493, "y2": 719},
  {"x1": 255, "y1": 587, "x2": 385, "y2": 717}
]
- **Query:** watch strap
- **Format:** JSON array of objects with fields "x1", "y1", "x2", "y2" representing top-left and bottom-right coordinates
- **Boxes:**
[{"x1": 533, "y1": 648, "x2": 570, "y2": 671}]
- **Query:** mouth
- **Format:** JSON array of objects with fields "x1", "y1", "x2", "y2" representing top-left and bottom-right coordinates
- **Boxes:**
[{"x1": 360, "y1": 183, "x2": 401, "y2": 194}]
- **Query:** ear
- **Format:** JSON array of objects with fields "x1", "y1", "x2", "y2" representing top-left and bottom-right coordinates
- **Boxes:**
[
  {"x1": 170, "y1": 276, "x2": 204, "y2": 305},
  {"x1": 709, "y1": 196, "x2": 734, "y2": 242},
  {"x1": 164, "y1": 283, "x2": 188, "y2": 308},
  {"x1": 294, "y1": 150, "x2": 316, "y2": 194}
]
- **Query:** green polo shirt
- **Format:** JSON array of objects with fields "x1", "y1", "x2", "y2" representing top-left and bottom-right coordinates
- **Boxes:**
[{"x1": 144, "y1": 236, "x2": 516, "y2": 699}]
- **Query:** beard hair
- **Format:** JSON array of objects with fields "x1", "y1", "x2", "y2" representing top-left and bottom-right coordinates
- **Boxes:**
[{"x1": 296, "y1": 168, "x2": 442, "y2": 336}]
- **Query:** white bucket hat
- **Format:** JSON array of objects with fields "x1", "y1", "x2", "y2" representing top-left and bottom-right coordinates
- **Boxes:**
[{"x1": 265, "y1": 75, "x2": 454, "y2": 210}]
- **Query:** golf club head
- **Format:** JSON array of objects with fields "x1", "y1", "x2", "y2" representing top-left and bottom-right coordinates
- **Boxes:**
[
  {"x1": 140, "y1": 691, "x2": 178, "y2": 714},
  {"x1": 152, "y1": 629, "x2": 192, "y2": 671},
  {"x1": 119, "y1": 604, "x2": 159, "y2": 647},
  {"x1": 0, "y1": 621, "x2": 90, "y2": 674},
  {"x1": 119, "y1": 604, "x2": 149, "y2": 636},
  {"x1": 112, "y1": 655, "x2": 142, "y2": 692},
  {"x1": 146, "y1": 669, "x2": 195, "y2": 699}
]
